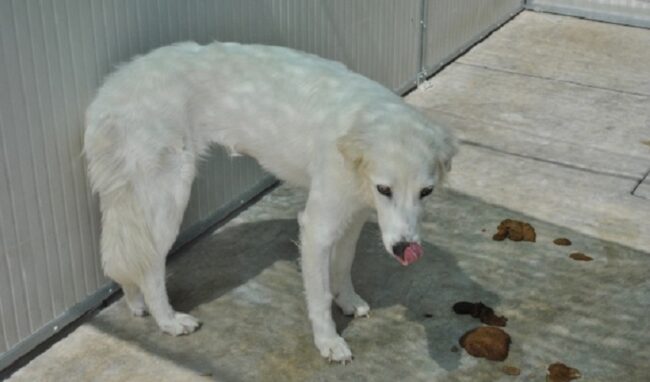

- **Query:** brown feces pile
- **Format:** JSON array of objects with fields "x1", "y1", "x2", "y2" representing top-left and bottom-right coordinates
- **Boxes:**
[{"x1": 492, "y1": 219, "x2": 536, "y2": 242}]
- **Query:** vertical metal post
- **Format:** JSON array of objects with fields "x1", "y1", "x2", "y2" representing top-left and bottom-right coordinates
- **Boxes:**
[{"x1": 416, "y1": 0, "x2": 429, "y2": 87}]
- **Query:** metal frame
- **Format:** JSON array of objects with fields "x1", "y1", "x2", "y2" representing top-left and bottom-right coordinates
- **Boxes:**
[{"x1": 416, "y1": 0, "x2": 430, "y2": 88}]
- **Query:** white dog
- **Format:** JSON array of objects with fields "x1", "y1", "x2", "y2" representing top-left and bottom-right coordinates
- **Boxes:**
[{"x1": 84, "y1": 41, "x2": 457, "y2": 362}]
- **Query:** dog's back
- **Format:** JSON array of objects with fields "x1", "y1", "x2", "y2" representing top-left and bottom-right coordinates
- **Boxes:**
[{"x1": 85, "y1": 41, "x2": 405, "y2": 188}]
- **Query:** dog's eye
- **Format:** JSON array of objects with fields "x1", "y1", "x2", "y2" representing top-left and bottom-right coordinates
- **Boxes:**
[
  {"x1": 376, "y1": 185, "x2": 392, "y2": 198},
  {"x1": 420, "y1": 186, "x2": 434, "y2": 198}
]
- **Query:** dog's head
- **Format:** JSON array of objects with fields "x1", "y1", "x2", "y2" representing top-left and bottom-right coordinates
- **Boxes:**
[{"x1": 337, "y1": 109, "x2": 457, "y2": 266}]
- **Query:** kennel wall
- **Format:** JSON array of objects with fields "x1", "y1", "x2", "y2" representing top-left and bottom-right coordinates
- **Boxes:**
[
  {"x1": 422, "y1": 0, "x2": 522, "y2": 76},
  {"x1": 0, "y1": 0, "x2": 526, "y2": 370}
]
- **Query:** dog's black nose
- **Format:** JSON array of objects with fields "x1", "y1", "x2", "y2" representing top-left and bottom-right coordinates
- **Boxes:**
[{"x1": 392, "y1": 241, "x2": 409, "y2": 257}]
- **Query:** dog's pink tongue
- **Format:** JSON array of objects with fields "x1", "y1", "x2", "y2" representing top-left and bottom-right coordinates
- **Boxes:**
[{"x1": 402, "y1": 243, "x2": 423, "y2": 265}]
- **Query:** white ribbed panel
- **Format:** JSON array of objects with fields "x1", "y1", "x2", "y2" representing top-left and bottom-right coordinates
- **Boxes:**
[
  {"x1": 1, "y1": 0, "x2": 106, "y2": 352},
  {"x1": 201, "y1": 0, "x2": 423, "y2": 92},
  {"x1": 527, "y1": 0, "x2": 650, "y2": 27},
  {"x1": 423, "y1": 0, "x2": 523, "y2": 74}
]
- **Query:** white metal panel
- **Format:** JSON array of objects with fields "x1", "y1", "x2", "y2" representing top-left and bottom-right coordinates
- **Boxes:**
[
  {"x1": 204, "y1": 0, "x2": 423, "y2": 93},
  {"x1": 527, "y1": 0, "x2": 650, "y2": 28},
  {"x1": 423, "y1": 0, "x2": 523, "y2": 75}
]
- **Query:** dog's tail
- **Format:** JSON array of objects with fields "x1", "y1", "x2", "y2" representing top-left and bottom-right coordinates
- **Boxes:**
[
  {"x1": 99, "y1": 183, "x2": 156, "y2": 285},
  {"x1": 85, "y1": 110, "x2": 157, "y2": 284}
]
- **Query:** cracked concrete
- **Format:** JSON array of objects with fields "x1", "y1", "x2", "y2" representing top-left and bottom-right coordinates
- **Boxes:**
[
  {"x1": 632, "y1": 171, "x2": 650, "y2": 200},
  {"x1": 7, "y1": 10, "x2": 650, "y2": 382}
]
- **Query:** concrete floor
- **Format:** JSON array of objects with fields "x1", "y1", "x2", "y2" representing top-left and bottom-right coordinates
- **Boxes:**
[{"x1": 8, "y1": 11, "x2": 650, "y2": 382}]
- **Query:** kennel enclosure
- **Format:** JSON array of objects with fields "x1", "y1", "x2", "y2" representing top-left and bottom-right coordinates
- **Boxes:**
[{"x1": 3, "y1": 0, "x2": 648, "y2": 371}]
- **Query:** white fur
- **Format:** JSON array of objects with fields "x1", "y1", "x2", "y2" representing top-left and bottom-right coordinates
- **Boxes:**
[{"x1": 84, "y1": 41, "x2": 457, "y2": 361}]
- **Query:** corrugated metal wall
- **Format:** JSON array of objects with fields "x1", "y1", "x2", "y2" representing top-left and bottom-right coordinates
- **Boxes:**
[
  {"x1": 526, "y1": 0, "x2": 650, "y2": 27},
  {"x1": 422, "y1": 0, "x2": 523, "y2": 76},
  {"x1": 0, "y1": 0, "x2": 526, "y2": 370},
  {"x1": 220, "y1": 0, "x2": 424, "y2": 93}
]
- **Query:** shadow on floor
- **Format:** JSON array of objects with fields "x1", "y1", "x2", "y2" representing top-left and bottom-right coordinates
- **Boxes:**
[
  {"x1": 89, "y1": 218, "x2": 496, "y2": 375},
  {"x1": 57, "y1": 184, "x2": 650, "y2": 382}
]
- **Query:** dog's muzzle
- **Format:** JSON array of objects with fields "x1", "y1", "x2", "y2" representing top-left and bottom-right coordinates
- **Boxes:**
[{"x1": 391, "y1": 241, "x2": 423, "y2": 266}]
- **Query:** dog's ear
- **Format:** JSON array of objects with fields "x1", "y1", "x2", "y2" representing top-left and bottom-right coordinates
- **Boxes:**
[{"x1": 337, "y1": 129, "x2": 367, "y2": 171}]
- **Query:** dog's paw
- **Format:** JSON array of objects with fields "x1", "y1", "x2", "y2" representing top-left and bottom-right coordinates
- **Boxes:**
[
  {"x1": 315, "y1": 335, "x2": 353, "y2": 363},
  {"x1": 130, "y1": 305, "x2": 148, "y2": 317},
  {"x1": 335, "y1": 292, "x2": 370, "y2": 318},
  {"x1": 159, "y1": 312, "x2": 201, "y2": 336},
  {"x1": 126, "y1": 300, "x2": 148, "y2": 317}
]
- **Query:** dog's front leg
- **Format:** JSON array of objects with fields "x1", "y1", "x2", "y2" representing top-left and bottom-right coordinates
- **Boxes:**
[{"x1": 299, "y1": 204, "x2": 352, "y2": 363}]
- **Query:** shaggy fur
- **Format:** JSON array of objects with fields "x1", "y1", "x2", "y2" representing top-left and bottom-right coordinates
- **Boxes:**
[{"x1": 84, "y1": 41, "x2": 457, "y2": 362}]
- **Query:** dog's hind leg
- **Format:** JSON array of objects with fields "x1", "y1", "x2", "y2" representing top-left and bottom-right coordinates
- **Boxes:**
[
  {"x1": 122, "y1": 283, "x2": 147, "y2": 317},
  {"x1": 138, "y1": 256, "x2": 200, "y2": 335},
  {"x1": 134, "y1": 150, "x2": 200, "y2": 335},
  {"x1": 100, "y1": 184, "x2": 162, "y2": 317},
  {"x1": 101, "y1": 147, "x2": 200, "y2": 335},
  {"x1": 331, "y1": 211, "x2": 370, "y2": 318}
]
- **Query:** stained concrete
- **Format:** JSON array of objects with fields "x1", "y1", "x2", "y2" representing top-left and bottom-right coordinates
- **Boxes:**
[
  {"x1": 8, "y1": 11, "x2": 650, "y2": 382},
  {"x1": 444, "y1": 144, "x2": 650, "y2": 252}
]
